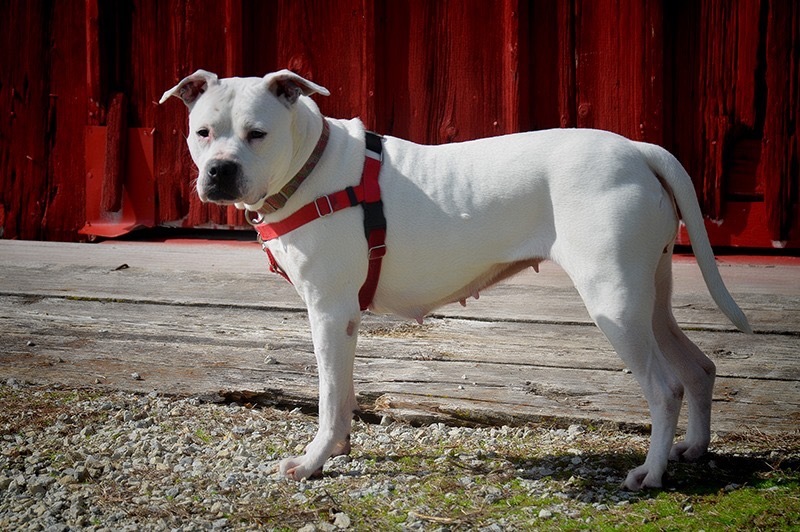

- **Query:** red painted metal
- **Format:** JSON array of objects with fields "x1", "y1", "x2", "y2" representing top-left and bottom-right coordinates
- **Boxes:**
[
  {"x1": 679, "y1": 202, "x2": 800, "y2": 250},
  {"x1": 80, "y1": 127, "x2": 155, "y2": 238}
]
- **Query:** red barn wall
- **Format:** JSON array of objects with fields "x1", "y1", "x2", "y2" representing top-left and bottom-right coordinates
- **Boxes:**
[{"x1": 1, "y1": 0, "x2": 798, "y2": 248}]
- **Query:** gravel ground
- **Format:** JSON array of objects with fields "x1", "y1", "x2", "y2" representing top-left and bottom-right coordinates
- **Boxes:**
[{"x1": 1, "y1": 380, "x2": 797, "y2": 531}]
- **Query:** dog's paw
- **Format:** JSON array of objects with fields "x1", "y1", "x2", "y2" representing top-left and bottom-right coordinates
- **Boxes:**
[
  {"x1": 278, "y1": 456, "x2": 324, "y2": 480},
  {"x1": 622, "y1": 465, "x2": 663, "y2": 491},
  {"x1": 669, "y1": 441, "x2": 708, "y2": 462}
]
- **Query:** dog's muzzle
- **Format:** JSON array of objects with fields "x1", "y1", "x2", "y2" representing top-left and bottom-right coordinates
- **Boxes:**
[{"x1": 203, "y1": 159, "x2": 243, "y2": 201}]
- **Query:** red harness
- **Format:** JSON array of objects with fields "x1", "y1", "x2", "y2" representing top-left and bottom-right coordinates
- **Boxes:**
[{"x1": 251, "y1": 130, "x2": 386, "y2": 311}]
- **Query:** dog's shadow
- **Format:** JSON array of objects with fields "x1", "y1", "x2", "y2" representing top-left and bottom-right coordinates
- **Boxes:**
[{"x1": 323, "y1": 448, "x2": 797, "y2": 500}]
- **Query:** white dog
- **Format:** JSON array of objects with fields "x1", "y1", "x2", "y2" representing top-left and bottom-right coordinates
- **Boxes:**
[{"x1": 161, "y1": 69, "x2": 751, "y2": 490}]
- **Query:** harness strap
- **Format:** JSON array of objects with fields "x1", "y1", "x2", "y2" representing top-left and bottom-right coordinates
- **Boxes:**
[
  {"x1": 264, "y1": 247, "x2": 291, "y2": 284},
  {"x1": 357, "y1": 134, "x2": 386, "y2": 310},
  {"x1": 254, "y1": 131, "x2": 386, "y2": 311}
]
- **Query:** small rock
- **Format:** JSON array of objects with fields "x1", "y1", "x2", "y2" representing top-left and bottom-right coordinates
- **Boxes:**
[
  {"x1": 484, "y1": 486, "x2": 503, "y2": 504},
  {"x1": 333, "y1": 512, "x2": 351, "y2": 529},
  {"x1": 59, "y1": 475, "x2": 77, "y2": 486},
  {"x1": 29, "y1": 475, "x2": 55, "y2": 497},
  {"x1": 263, "y1": 355, "x2": 278, "y2": 365},
  {"x1": 27, "y1": 340, "x2": 36, "y2": 347},
  {"x1": 330, "y1": 454, "x2": 351, "y2": 465},
  {"x1": 538, "y1": 509, "x2": 553, "y2": 519},
  {"x1": 567, "y1": 424, "x2": 585, "y2": 436},
  {"x1": 131, "y1": 373, "x2": 143, "y2": 381}
]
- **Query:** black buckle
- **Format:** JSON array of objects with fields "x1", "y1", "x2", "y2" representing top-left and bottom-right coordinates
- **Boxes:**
[
  {"x1": 362, "y1": 200, "x2": 386, "y2": 237},
  {"x1": 365, "y1": 131, "x2": 383, "y2": 158}
]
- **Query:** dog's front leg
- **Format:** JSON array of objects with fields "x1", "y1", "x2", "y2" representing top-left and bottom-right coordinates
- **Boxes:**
[{"x1": 279, "y1": 306, "x2": 360, "y2": 480}]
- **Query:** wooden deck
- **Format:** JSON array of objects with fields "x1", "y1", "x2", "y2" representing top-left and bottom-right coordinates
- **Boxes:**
[{"x1": 1, "y1": 238, "x2": 798, "y2": 435}]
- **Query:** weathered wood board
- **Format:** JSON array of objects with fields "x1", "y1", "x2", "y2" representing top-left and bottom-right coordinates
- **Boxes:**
[{"x1": 1, "y1": 240, "x2": 798, "y2": 435}]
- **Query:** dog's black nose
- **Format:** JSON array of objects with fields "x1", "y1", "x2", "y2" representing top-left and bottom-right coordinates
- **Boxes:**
[
  {"x1": 205, "y1": 160, "x2": 241, "y2": 201},
  {"x1": 207, "y1": 160, "x2": 239, "y2": 180}
]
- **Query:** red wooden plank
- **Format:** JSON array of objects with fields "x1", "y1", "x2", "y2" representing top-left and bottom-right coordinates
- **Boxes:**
[
  {"x1": 572, "y1": 0, "x2": 663, "y2": 143},
  {"x1": 151, "y1": 0, "x2": 196, "y2": 227},
  {"x1": 668, "y1": 0, "x2": 790, "y2": 249},
  {"x1": 147, "y1": 0, "x2": 244, "y2": 230},
  {"x1": 761, "y1": 0, "x2": 800, "y2": 245},
  {"x1": 678, "y1": 201, "x2": 800, "y2": 249},
  {"x1": 378, "y1": 0, "x2": 521, "y2": 144},
  {"x1": 0, "y1": 2, "x2": 52, "y2": 240},
  {"x1": 557, "y1": 0, "x2": 576, "y2": 129},
  {"x1": 241, "y1": 0, "x2": 279, "y2": 76},
  {"x1": 272, "y1": 0, "x2": 371, "y2": 123},
  {"x1": 524, "y1": 1, "x2": 561, "y2": 130},
  {"x1": 692, "y1": 0, "x2": 763, "y2": 221},
  {"x1": 85, "y1": 0, "x2": 103, "y2": 126},
  {"x1": 101, "y1": 92, "x2": 127, "y2": 213}
]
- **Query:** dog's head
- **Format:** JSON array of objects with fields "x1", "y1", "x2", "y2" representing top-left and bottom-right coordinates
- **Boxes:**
[{"x1": 160, "y1": 69, "x2": 329, "y2": 209}]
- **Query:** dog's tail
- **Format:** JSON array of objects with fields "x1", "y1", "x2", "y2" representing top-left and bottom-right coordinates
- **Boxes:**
[{"x1": 634, "y1": 141, "x2": 753, "y2": 334}]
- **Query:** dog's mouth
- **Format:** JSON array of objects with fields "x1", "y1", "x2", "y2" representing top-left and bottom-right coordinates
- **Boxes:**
[{"x1": 204, "y1": 188, "x2": 240, "y2": 203}]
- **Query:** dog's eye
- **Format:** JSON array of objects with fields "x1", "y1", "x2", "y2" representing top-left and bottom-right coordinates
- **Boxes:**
[
  {"x1": 196, "y1": 128, "x2": 210, "y2": 138},
  {"x1": 247, "y1": 130, "x2": 267, "y2": 141}
]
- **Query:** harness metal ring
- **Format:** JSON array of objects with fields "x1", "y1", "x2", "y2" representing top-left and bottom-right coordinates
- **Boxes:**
[{"x1": 245, "y1": 209, "x2": 265, "y2": 226}]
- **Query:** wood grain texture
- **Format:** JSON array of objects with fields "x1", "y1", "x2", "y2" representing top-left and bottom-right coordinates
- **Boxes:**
[
  {"x1": 0, "y1": 1, "x2": 52, "y2": 240},
  {"x1": 101, "y1": 93, "x2": 127, "y2": 213},
  {"x1": 573, "y1": 0, "x2": 664, "y2": 143},
  {"x1": 762, "y1": 0, "x2": 800, "y2": 244},
  {"x1": 0, "y1": 240, "x2": 797, "y2": 434},
  {"x1": 0, "y1": 0, "x2": 797, "y2": 247}
]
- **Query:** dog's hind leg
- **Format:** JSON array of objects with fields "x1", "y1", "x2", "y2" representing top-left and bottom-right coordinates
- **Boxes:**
[
  {"x1": 569, "y1": 265, "x2": 684, "y2": 490},
  {"x1": 652, "y1": 250, "x2": 716, "y2": 462}
]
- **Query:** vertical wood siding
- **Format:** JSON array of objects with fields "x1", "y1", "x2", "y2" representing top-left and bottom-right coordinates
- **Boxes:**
[{"x1": 1, "y1": 0, "x2": 798, "y2": 247}]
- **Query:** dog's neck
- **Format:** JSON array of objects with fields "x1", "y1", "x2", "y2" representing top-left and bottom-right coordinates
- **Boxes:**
[
  {"x1": 258, "y1": 118, "x2": 329, "y2": 214},
  {"x1": 248, "y1": 99, "x2": 328, "y2": 214}
]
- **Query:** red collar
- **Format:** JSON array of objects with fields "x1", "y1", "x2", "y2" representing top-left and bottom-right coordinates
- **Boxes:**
[{"x1": 251, "y1": 130, "x2": 386, "y2": 311}]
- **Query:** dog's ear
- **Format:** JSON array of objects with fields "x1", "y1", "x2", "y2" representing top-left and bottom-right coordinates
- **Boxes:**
[
  {"x1": 159, "y1": 70, "x2": 219, "y2": 108},
  {"x1": 264, "y1": 69, "x2": 330, "y2": 107}
]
